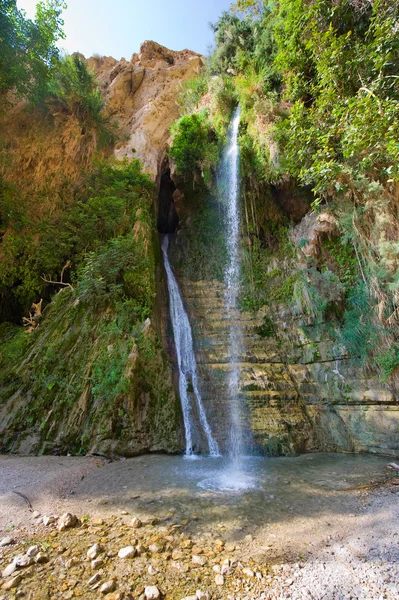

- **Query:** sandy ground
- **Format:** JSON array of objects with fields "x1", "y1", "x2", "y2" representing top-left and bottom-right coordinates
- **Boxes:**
[{"x1": 0, "y1": 452, "x2": 398, "y2": 599}]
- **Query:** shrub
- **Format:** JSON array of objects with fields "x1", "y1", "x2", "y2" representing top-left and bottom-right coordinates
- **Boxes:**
[
  {"x1": 48, "y1": 54, "x2": 115, "y2": 146},
  {"x1": 169, "y1": 111, "x2": 219, "y2": 175}
]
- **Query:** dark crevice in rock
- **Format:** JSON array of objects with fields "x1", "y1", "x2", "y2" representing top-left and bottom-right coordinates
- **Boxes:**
[
  {"x1": 157, "y1": 168, "x2": 179, "y2": 234},
  {"x1": 270, "y1": 180, "x2": 313, "y2": 223}
]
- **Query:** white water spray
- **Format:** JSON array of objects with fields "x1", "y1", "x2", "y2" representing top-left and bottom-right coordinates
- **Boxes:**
[
  {"x1": 162, "y1": 234, "x2": 220, "y2": 457},
  {"x1": 221, "y1": 107, "x2": 245, "y2": 469}
]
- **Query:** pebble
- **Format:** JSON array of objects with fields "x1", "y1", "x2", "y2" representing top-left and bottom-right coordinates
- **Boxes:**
[
  {"x1": 87, "y1": 543, "x2": 103, "y2": 560},
  {"x1": 118, "y1": 546, "x2": 136, "y2": 559},
  {"x1": 192, "y1": 555, "x2": 206, "y2": 566},
  {"x1": 100, "y1": 578, "x2": 116, "y2": 594},
  {"x1": 35, "y1": 552, "x2": 48, "y2": 564},
  {"x1": 2, "y1": 574, "x2": 22, "y2": 591},
  {"x1": 26, "y1": 545, "x2": 39, "y2": 557},
  {"x1": 215, "y1": 574, "x2": 224, "y2": 585},
  {"x1": 213, "y1": 565, "x2": 221, "y2": 573},
  {"x1": 58, "y1": 513, "x2": 78, "y2": 531},
  {"x1": 221, "y1": 564, "x2": 233, "y2": 575},
  {"x1": 42, "y1": 515, "x2": 55, "y2": 526},
  {"x1": 242, "y1": 567, "x2": 255, "y2": 578},
  {"x1": 144, "y1": 585, "x2": 161, "y2": 599},
  {"x1": 136, "y1": 544, "x2": 146, "y2": 556},
  {"x1": 0, "y1": 536, "x2": 14, "y2": 547},
  {"x1": 91, "y1": 557, "x2": 104, "y2": 569},
  {"x1": 2, "y1": 563, "x2": 17, "y2": 578},
  {"x1": 65, "y1": 557, "x2": 79, "y2": 568},
  {"x1": 15, "y1": 554, "x2": 33, "y2": 568},
  {"x1": 32, "y1": 511, "x2": 41, "y2": 519},
  {"x1": 149, "y1": 543, "x2": 163, "y2": 554},
  {"x1": 131, "y1": 517, "x2": 142, "y2": 528},
  {"x1": 88, "y1": 573, "x2": 102, "y2": 586}
]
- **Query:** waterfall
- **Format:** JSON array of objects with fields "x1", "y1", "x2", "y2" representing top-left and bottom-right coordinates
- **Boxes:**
[
  {"x1": 162, "y1": 234, "x2": 220, "y2": 457},
  {"x1": 220, "y1": 107, "x2": 245, "y2": 467}
]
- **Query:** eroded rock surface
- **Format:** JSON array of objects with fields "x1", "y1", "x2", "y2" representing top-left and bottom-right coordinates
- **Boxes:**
[{"x1": 87, "y1": 41, "x2": 203, "y2": 179}]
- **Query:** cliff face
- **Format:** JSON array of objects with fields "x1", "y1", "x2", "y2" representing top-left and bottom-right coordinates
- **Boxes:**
[
  {"x1": 176, "y1": 279, "x2": 399, "y2": 457},
  {"x1": 2, "y1": 38, "x2": 398, "y2": 459},
  {"x1": 0, "y1": 41, "x2": 204, "y2": 456},
  {"x1": 166, "y1": 182, "x2": 399, "y2": 458},
  {"x1": 88, "y1": 41, "x2": 203, "y2": 179}
]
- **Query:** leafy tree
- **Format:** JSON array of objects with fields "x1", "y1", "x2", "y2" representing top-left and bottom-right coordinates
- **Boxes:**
[
  {"x1": 169, "y1": 112, "x2": 219, "y2": 175},
  {"x1": 209, "y1": 12, "x2": 255, "y2": 75},
  {"x1": 0, "y1": 0, "x2": 66, "y2": 102},
  {"x1": 0, "y1": 158, "x2": 153, "y2": 320}
]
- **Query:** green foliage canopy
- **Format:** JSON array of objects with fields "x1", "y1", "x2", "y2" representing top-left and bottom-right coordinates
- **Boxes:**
[
  {"x1": 169, "y1": 111, "x2": 219, "y2": 175},
  {"x1": 0, "y1": 0, "x2": 66, "y2": 101}
]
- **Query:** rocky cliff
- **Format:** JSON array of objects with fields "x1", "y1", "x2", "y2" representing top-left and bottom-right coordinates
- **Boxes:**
[
  {"x1": 0, "y1": 41, "x2": 204, "y2": 456},
  {"x1": 87, "y1": 41, "x2": 203, "y2": 179},
  {"x1": 1, "y1": 37, "x2": 398, "y2": 459},
  {"x1": 165, "y1": 180, "x2": 399, "y2": 458}
]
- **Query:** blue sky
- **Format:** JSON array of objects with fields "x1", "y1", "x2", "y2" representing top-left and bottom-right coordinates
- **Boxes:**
[{"x1": 17, "y1": 0, "x2": 232, "y2": 58}]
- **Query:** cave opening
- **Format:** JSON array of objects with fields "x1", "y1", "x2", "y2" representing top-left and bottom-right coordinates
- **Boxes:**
[{"x1": 157, "y1": 168, "x2": 179, "y2": 234}]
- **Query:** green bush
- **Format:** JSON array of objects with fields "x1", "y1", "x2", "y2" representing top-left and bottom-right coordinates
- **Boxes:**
[
  {"x1": 169, "y1": 111, "x2": 219, "y2": 175},
  {"x1": 0, "y1": 158, "x2": 153, "y2": 322},
  {"x1": 49, "y1": 55, "x2": 102, "y2": 123}
]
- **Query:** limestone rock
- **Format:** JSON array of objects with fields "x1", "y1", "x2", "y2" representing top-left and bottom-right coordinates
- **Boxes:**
[
  {"x1": 88, "y1": 573, "x2": 101, "y2": 586},
  {"x1": 100, "y1": 578, "x2": 116, "y2": 594},
  {"x1": 118, "y1": 546, "x2": 136, "y2": 559},
  {"x1": 215, "y1": 574, "x2": 224, "y2": 585},
  {"x1": 2, "y1": 562, "x2": 17, "y2": 578},
  {"x1": 91, "y1": 557, "x2": 104, "y2": 569},
  {"x1": 26, "y1": 545, "x2": 39, "y2": 557},
  {"x1": 2, "y1": 574, "x2": 21, "y2": 590},
  {"x1": 35, "y1": 552, "x2": 48, "y2": 564},
  {"x1": 144, "y1": 585, "x2": 161, "y2": 599},
  {"x1": 192, "y1": 555, "x2": 206, "y2": 566},
  {"x1": 42, "y1": 515, "x2": 56, "y2": 526},
  {"x1": 149, "y1": 543, "x2": 163, "y2": 554},
  {"x1": 87, "y1": 543, "x2": 103, "y2": 560},
  {"x1": 291, "y1": 211, "x2": 338, "y2": 258},
  {"x1": 58, "y1": 512, "x2": 78, "y2": 530},
  {"x1": 88, "y1": 41, "x2": 204, "y2": 179},
  {"x1": 0, "y1": 537, "x2": 14, "y2": 547},
  {"x1": 131, "y1": 517, "x2": 142, "y2": 528},
  {"x1": 15, "y1": 554, "x2": 33, "y2": 568}
]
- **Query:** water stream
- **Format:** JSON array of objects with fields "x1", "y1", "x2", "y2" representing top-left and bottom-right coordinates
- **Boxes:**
[
  {"x1": 221, "y1": 107, "x2": 246, "y2": 468},
  {"x1": 162, "y1": 234, "x2": 220, "y2": 458},
  {"x1": 196, "y1": 107, "x2": 257, "y2": 491}
]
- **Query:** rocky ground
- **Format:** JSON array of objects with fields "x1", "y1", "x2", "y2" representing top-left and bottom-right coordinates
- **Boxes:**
[{"x1": 0, "y1": 453, "x2": 398, "y2": 599}]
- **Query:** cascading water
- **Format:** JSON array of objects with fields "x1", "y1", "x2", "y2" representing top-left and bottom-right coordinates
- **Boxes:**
[
  {"x1": 222, "y1": 106, "x2": 245, "y2": 469},
  {"x1": 198, "y1": 107, "x2": 256, "y2": 491},
  {"x1": 162, "y1": 234, "x2": 220, "y2": 458}
]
